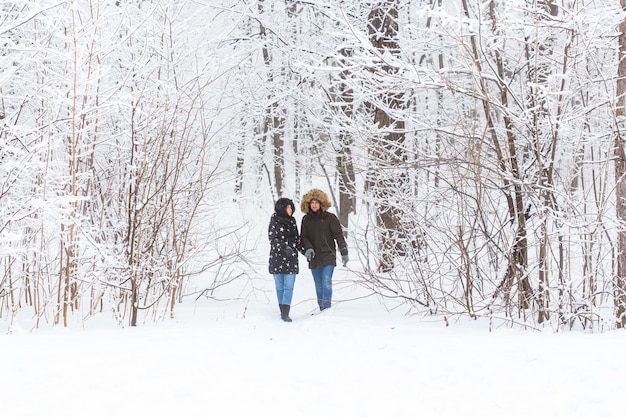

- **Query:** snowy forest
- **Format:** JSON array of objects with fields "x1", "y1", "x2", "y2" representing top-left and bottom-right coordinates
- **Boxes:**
[{"x1": 3, "y1": 0, "x2": 626, "y2": 332}]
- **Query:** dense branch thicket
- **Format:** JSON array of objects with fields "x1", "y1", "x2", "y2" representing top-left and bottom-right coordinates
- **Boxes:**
[
  {"x1": 1, "y1": 0, "x2": 625, "y2": 331},
  {"x1": 0, "y1": 0, "x2": 248, "y2": 328}
]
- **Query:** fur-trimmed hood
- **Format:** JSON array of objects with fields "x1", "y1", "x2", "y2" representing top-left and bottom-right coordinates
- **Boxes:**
[{"x1": 300, "y1": 189, "x2": 331, "y2": 213}]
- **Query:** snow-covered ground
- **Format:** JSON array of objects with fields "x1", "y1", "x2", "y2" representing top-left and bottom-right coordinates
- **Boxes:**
[{"x1": 2, "y1": 263, "x2": 625, "y2": 417}]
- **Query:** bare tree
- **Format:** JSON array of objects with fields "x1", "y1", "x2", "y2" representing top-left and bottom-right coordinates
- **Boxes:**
[
  {"x1": 366, "y1": 0, "x2": 408, "y2": 272},
  {"x1": 614, "y1": 0, "x2": 626, "y2": 328},
  {"x1": 334, "y1": 47, "x2": 356, "y2": 235}
]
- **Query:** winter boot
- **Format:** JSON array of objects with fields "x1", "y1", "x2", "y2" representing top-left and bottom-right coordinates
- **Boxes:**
[{"x1": 280, "y1": 304, "x2": 292, "y2": 322}]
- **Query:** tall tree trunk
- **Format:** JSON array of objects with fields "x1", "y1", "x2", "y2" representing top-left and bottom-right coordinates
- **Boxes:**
[
  {"x1": 528, "y1": 0, "x2": 559, "y2": 323},
  {"x1": 258, "y1": 0, "x2": 286, "y2": 198},
  {"x1": 614, "y1": 0, "x2": 626, "y2": 328},
  {"x1": 367, "y1": 0, "x2": 406, "y2": 272},
  {"x1": 336, "y1": 47, "x2": 356, "y2": 236}
]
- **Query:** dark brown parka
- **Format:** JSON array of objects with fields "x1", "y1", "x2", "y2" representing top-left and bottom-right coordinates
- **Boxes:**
[{"x1": 300, "y1": 189, "x2": 348, "y2": 269}]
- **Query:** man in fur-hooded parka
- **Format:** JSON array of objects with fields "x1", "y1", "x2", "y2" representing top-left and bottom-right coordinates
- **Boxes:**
[{"x1": 300, "y1": 189, "x2": 348, "y2": 269}]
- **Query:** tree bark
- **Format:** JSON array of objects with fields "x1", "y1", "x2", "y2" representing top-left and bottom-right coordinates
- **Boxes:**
[
  {"x1": 335, "y1": 48, "x2": 356, "y2": 236},
  {"x1": 367, "y1": 1, "x2": 406, "y2": 272},
  {"x1": 614, "y1": 0, "x2": 626, "y2": 328}
]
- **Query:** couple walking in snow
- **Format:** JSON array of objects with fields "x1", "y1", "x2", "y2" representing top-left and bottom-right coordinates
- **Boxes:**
[{"x1": 268, "y1": 189, "x2": 349, "y2": 322}]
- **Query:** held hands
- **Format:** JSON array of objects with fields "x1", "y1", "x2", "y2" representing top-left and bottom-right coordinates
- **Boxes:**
[
  {"x1": 342, "y1": 254, "x2": 349, "y2": 267},
  {"x1": 305, "y1": 248, "x2": 315, "y2": 262}
]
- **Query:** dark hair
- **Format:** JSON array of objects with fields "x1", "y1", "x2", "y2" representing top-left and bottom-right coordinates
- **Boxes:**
[{"x1": 274, "y1": 198, "x2": 295, "y2": 217}]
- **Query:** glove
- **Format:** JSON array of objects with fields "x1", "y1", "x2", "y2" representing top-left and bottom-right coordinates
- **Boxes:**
[
  {"x1": 305, "y1": 248, "x2": 315, "y2": 262},
  {"x1": 284, "y1": 246, "x2": 294, "y2": 257},
  {"x1": 341, "y1": 254, "x2": 349, "y2": 267}
]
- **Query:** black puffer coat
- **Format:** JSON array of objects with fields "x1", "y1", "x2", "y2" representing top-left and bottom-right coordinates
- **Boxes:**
[
  {"x1": 268, "y1": 198, "x2": 302, "y2": 274},
  {"x1": 300, "y1": 189, "x2": 348, "y2": 270}
]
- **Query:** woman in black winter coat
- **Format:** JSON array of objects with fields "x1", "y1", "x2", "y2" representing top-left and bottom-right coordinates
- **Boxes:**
[{"x1": 268, "y1": 198, "x2": 303, "y2": 322}]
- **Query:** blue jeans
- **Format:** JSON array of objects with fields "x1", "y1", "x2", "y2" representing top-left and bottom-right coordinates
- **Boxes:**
[
  {"x1": 311, "y1": 265, "x2": 334, "y2": 310},
  {"x1": 273, "y1": 274, "x2": 296, "y2": 305}
]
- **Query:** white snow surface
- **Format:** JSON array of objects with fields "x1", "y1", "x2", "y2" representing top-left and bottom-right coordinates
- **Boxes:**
[{"x1": 2, "y1": 264, "x2": 625, "y2": 417}]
